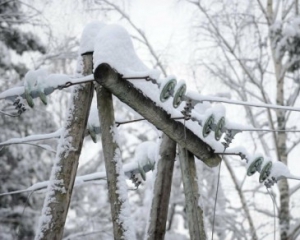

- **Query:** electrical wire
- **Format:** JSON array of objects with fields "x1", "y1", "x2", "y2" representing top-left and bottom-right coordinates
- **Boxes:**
[
  {"x1": 267, "y1": 187, "x2": 276, "y2": 240},
  {"x1": 0, "y1": 110, "x2": 21, "y2": 117},
  {"x1": 229, "y1": 128, "x2": 300, "y2": 133},
  {"x1": 191, "y1": 95, "x2": 300, "y2": 112},
  {"x1": 211, "y1": 151, "x2": 224, "y2": 240}
]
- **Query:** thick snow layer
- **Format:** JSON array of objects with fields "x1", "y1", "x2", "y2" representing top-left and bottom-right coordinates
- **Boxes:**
[
  {"x1": 93, "y1": 24, "x2": 160, "y2": 79},
  {"x1": 259, "y1": 157, "x2": 271, "y2": 173},
  {"x1": 0, "y1": 129, "x2": 61, "y2": 146},
  {"x1": 24, "y1": 69, "x2": 47, "y2": 89},
  {"x1": 0, "y1": 69, "x2": 94, "y2": 101},
  {"x1": 128, "y1": 77, "x2": 226, "y2": 152},
  {"x1": 225, "y1": 146, "x2": 250, "y2": 159},
  {"x1": 270, "y1": 161, "x2": 300, "y2": 181},
  {"x1": 193, "y1": 101, "x2": 211, "y2": 114},
  {"x1": 0, "y1": 86, "x2": 24, "y2": 100},
  {"x1": 133, "y1": 141, "x2": 158, "y2": 167},
  {"x1": 79, "y1": 21, "x2": 106, "y2": 55},
  {"x1": 91, "y1": 23, "x2": 270, "y2": 154},
  {"x1": 210, "y1": 104, "x2": 226, "y2": 120},
  {"x1": 44, "y1": 74, "x2": 71, "y2": 88},
  {"x1": 246, "y1": 153, "x2": 264, "y2": 168}
]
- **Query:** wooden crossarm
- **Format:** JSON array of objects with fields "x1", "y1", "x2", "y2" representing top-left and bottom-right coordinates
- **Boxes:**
[{"x1": 94, "y1": 63, "x2": 221, "y2": 167}]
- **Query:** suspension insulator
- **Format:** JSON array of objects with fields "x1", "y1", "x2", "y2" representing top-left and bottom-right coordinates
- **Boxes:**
[
  {"x1": 202, "y1": 114, "x2": 215, "y2": 138},
  {"x1": 259, "y1": 160, "x2": 273, "y2": 183},
  {"x1": 247, "y1": 156, "x2": 264, "y2": 176},
  {"x1": 215, "y1": 116, "x2": 226, "y2": 141},
  {"x1": 159, "y1": 78, "x2": 177, "y2": 102},
  {"x1": 173, "y1": 81, "x2": 187, "y2": 108}
]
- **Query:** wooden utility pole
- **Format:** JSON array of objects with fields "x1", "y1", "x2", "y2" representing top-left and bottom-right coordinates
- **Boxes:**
[
  {"x1": 95, "y1": 78, "x2": 135, "y2": 239},
  {"x1": 147, "y1": 134, "x2": 176, "y2": 240},
  {"x1": 35, "y1": 54, "x2": 94, "y2": 240},
  {"x1": 178, "y1": 146, "x2": 207, "y2": 240}
]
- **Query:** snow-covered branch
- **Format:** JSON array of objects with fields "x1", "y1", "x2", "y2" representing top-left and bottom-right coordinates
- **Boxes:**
[
  {"x1": 0, "y1": 129, "x2": 61, "y2": 147},
  {"x1": 0, "y1": 160, "x2": 151, "y2": 197}
]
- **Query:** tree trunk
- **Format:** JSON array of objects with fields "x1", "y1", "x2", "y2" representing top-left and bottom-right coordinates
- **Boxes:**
[
  {"x1": 35, "y1": 54, "x2": 94, "y2": 240},
  {"x1": 147, "y1": 134, "x2": 176, "y2": 240},
  {"x1": 276, "y1": 69, "x2": 290, "y2": 240},
  {"x1": 95, "y1": 82, "x2": 135, "y2": 240},
  {"x1": 267, "y1": 1, "x2": 290, "y2": 235},
  {"x1": 178, "y1": 146, "x2": 206, "y2": 240}
]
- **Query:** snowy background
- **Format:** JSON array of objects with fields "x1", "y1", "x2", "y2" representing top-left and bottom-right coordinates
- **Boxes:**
[{"x1": 1, "y1": 0, "x2": 300, "y2": 239}]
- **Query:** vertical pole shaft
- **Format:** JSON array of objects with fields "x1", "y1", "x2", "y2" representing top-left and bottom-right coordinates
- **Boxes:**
[
  {"x1": 36, "y1": 54, "x2": 94, "y2": 240},
  {"x1": 95, "y1": 69, "x2": 135, "y2": 239},
  {"x1": 147, "y1": 134, "x2": 176, "y2": 240},
  {"x1": 178, "y1": 146, "x2": 207, "y2": 240}
]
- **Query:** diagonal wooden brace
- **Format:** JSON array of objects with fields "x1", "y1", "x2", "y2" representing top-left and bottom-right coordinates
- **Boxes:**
[{"x1": 94, "y1": 63, "x2": 221, "y2": 167}]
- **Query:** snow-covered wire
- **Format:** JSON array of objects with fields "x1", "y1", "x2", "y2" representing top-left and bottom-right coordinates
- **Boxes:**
[
  {"x1": 0, "y1": 74, "x2": 94, "y2": 101},
  {"x1": 0, "y1": 109, "x2": 21, "y2": 117},
  {"x1": 116, "y1": 117, "x2": 300, "y2": 135},
  {"x1": 229, "y1": 128, "x2": 300, "y2": 133},
  {"x1": 187, "y1": 93, "x2": 300, "y2": 113},
  {"x1": 0, "y1": 160, "x2": 149, "y2": 197},
  {"x1": 0, "y1": 129, "x2": 61, "y2": 152}
]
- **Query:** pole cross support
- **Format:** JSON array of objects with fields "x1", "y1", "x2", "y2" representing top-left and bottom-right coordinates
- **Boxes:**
[{"x1": 94, "y1": 63, "x2": 221, "y2": 167}]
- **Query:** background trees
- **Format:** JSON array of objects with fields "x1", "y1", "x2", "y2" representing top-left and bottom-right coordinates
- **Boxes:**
[
  {"x1": 0, "y1": 1, "x2": 56, "y2": 239},
  {"x1": 187, "y1": 0, "x2": 300, "y2": 239},
  {"x1": 1, "y1": 0, "x2": 300, "y2": 239}
]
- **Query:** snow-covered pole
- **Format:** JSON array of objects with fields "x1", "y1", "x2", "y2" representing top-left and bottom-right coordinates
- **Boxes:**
[
  {"x1": 146, "y1": 134, "x2": 176, "y2": 240},
  {"x1": 178, "y1": 146, "x2": 206, "y2": 240},
  {"x1": 95, "y1": 78, "x2": 135, "y2": 239},
  {"x1": 35, "y1": 54, "x2": 94, "y2": 240},
  {"x1": 94, "y1": 63, "x2": 221, "y2": 167}
]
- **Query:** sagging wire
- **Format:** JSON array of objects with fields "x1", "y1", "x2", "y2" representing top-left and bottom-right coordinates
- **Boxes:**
[
  {"x1": 211, "y1": 145, "x2": 227, "y2": 240},
  {"x1": 267, "y1": 187, "x2": 277, "y2": 240},
  {"x1": 115, "y1": 117, "x2": 185, "y2": 127},
  {"x1": 0, "y1": 110, "x2": 21, "y2": 117},
  {"x1": 211, "y1": 159, "x2": 222, "y2": 240},
  {"x1": 211, "y1": 127, "x2": 232, "y2": 239}
]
